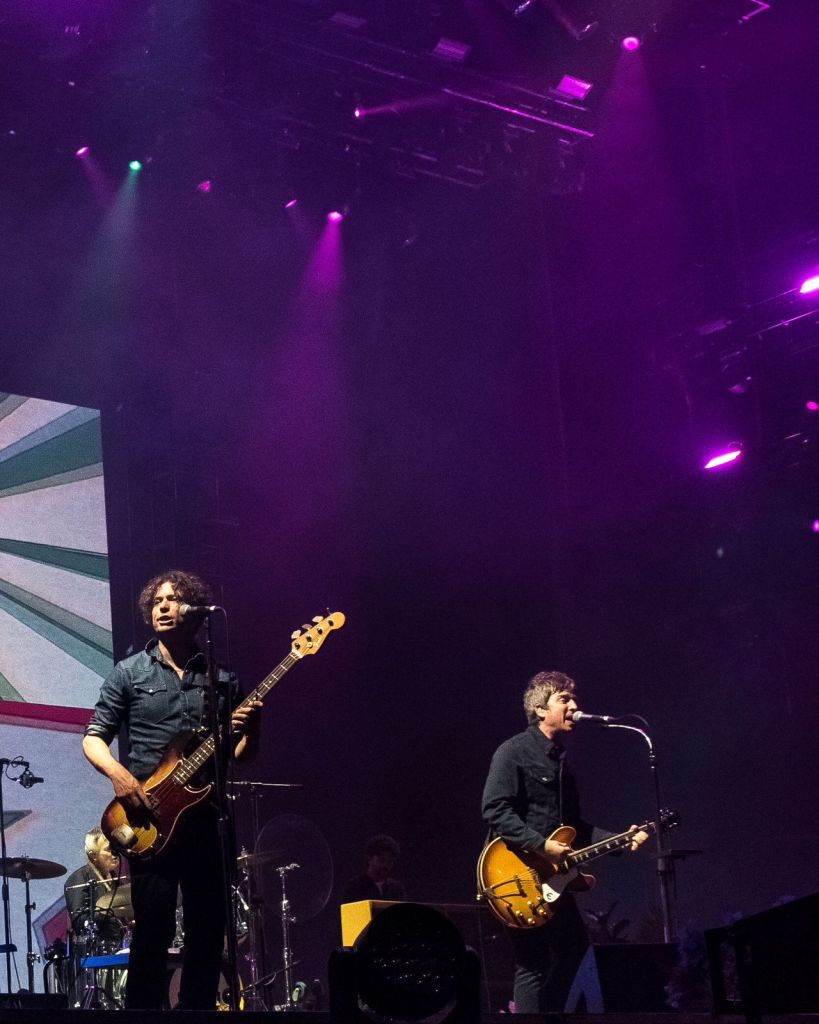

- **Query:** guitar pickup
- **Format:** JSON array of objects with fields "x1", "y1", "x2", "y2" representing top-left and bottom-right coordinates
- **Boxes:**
[{"x1": 110, "y1": 824, "x2": 138, "y2": 850}]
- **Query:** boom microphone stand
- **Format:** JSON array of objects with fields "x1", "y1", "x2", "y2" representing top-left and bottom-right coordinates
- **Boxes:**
[
  {"x1": 0, "y1": 758, "x2": 46, "y2": 993},
  {"x1": 0, "y1": 760, "x2": 16, "y2": 993},
  {"x1": 202, "y1": 610, "x2": 241, "y2": 1012},
  {"x1": 589, "y1": 718, "x2": 686, "y2": 942}
]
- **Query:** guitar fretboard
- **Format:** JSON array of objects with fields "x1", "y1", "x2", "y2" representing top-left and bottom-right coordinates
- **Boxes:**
[
  {"x1": 172, "y1": 652, "x2": 302, "y2": 785},
  {"x1": 567, "y1": 820, "x2": 657, "y2": 867}
]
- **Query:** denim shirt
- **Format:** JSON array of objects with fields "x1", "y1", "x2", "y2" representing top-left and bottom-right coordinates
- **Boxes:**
[
  {"x1": 85, "y1": 638, "x2": 240, "y2": 781},
  {"x1": 481, "y1": 724, "x2": 606, "y2": 853}
]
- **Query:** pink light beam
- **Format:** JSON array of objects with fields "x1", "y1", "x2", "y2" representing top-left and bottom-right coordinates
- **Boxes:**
[{"x1": 704, "y1": 449, "x2": 742, "y2": 470}]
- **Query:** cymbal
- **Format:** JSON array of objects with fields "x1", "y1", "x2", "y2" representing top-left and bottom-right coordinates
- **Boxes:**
[
  {"x1": 237, "y1": 850, "x2": 294, "y2": 868},
  {"x1": 97, "y1": 880, "x2": 134, "y2": 921},
  {"x1": 65, "y1": 875, "x2": 129, "y2": 891},
  {"x1": 237, "y1": 850, "x2": 273, "y2": 867},
  {"x1": 3, "y1": 858, "x2": 66, "y2": 880},
  {"x1": 95, "y1": 883, "x2": 133, "y2": 918}
]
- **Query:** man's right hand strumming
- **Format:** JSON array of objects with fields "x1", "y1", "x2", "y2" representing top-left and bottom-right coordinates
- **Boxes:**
[
  {"x1": 82, "y1": 734, "x2": 153, "y2": 812},
  {"x1": 110, "y1": 764, "x2": 153, "y2": 812}
]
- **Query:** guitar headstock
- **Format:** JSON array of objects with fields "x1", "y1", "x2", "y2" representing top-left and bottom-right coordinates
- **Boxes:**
[{"x1": 291, "y1": 611, "x2": 345, "y2": 657}]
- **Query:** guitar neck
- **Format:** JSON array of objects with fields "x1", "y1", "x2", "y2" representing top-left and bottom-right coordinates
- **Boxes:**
[
  {"x1": 567, "y1": 820, "x2": 656, "y2": 867},
  {"x1": 174, "y1": 651, "x2": 302, "y2": 783}
]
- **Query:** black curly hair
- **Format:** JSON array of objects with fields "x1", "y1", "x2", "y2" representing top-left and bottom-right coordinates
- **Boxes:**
[{"x1": 137, "y1": 570, "x2": 213, "y2": 625}]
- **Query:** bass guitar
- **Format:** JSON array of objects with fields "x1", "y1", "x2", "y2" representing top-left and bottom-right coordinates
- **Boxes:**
[
  {"x1": 102, "y1": 611, "x2": 345, "y2": 860},
  {"x1": 476, "y1": 809, "x2": 678, "y2": 929}
]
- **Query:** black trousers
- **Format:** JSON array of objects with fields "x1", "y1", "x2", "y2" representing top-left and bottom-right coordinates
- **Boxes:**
[
  {"x1": 509, "y1": 895, "x2": 589, "y2": 1013},
  {"x1": 125, "y1": 805, "x2": 226, "y2": 1010}
]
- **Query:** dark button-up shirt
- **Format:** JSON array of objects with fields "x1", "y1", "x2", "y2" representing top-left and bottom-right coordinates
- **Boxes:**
[
  {"x1": 482, "y1": 724, "x2": 607, "y2": 853},
  {"x1": 85, "y1": 639, "x2": 240, "y2": 781},
  {"x1": 64, "y1": 863, "x2": 124, "y2": 946},
  {"x1": 340, "y1": 874, "x2": 407, "y2": 904}
]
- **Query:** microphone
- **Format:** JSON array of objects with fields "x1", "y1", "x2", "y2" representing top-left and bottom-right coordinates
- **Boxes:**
[
  {"x1": 19, "y1": 767, "x2": 44, "y2": 788},
  {"x1": 179, "y1": 603, "x2": 221, "y2": 621},
  {"x1": 571, "y1": 711, "x2": 616, "y2": 724}
]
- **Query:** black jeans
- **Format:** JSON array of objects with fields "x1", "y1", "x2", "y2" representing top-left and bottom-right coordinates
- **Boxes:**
[
  {"x1": 510, "y1": 895, "x2": 589, "y2": 1013},
  {"x1": 125, "y1": 805, "x2": 226, "y2": 1010}
]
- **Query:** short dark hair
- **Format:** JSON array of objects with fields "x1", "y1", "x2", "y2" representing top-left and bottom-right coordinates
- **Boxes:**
[
  {"x1": 365, "y1": 834, "x2": 401, "y2": 860},
  {"x1": 138, "y1": 570, "x2": 213, "y2": 625},
  {"x1": 523, "y1": 670, "x2": 577, "y2": 724}
]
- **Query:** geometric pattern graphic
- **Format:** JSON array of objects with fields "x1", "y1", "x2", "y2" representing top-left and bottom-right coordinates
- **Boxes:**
[
  {"x1": 0, "y1": 392, "x2": 116, "y2": 991},
  {"x1": 0, "y1": 393, "x2": 113, "y2": 720}
]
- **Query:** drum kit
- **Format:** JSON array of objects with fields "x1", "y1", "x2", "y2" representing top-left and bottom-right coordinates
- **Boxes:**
[
  {"x1": 2, "y1": 792, "x2": 332, "y2": 1011},
  {"x1": 61, "y1": 873, "x2": 134, "y2": 1009}
]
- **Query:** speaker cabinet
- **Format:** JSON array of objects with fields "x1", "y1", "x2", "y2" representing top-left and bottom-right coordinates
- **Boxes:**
[
  {"x1": 706, "y1": 892, "x2": 819, "y2": 1014},
  {"x1": 565, "y1": 942, "x2": 679, "y2": 1012}
]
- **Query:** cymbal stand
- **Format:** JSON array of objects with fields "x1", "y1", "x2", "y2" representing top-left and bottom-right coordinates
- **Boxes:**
[
  {"x1": 20, "y1": 867, "x2": 39, "y2": 991},
  {"x1": 237, "y1": 852, "x2": 265, "y2": 1011},
  {"x1": 80, "y1": 876, "x2": 101, "y2": 1009},
  {"x1": 229, "y1": 780, "x2": 297, "y2": 1009},
  {"x1": 277, "y1": 863, "x2": 299, "y2": 1010},
  {"x1": 244, "y1": 781, "x2": 267, "y2": 1008}
]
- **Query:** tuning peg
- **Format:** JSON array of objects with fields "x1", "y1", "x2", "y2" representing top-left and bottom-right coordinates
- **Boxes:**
[
  {"x1": 291, "y1": 630, "x2": 302, "y2": 640},
  {"x1": 302, "y1": 623, "x2": 312, "y2": 632},
  {"x1": 312, "y1": 615, "x2": 323, "y2": 623}
]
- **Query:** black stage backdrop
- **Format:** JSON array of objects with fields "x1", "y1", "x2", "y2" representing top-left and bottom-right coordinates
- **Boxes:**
[{"x1": 2, "y1": 0, "x2": 819, "y2": 995}]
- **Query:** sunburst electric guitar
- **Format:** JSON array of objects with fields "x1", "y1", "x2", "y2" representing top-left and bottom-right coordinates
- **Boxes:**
[
  {"x1": 477, "y1": 809, "x2": 678, "y2": 928},
  {"x1": 101, "y1": 611, "x2": 345, "y2": 860}
]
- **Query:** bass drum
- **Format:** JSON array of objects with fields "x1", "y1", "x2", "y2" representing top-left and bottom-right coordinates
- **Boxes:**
[
  {"x1": 166, "y1": 968, "x2": 243, "y2": 1011},
  {"x1": 65, "y1": 929, "x2": 127, "y2": 1010}
]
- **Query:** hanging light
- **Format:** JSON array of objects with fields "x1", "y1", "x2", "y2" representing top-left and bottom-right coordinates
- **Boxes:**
[{"x1": 495, "y1": 0, "x2": 539, "y2": 17}]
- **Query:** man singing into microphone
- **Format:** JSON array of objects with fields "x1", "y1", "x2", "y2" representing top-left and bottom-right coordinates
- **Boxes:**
[
  {"x1": 481, "y1": 670, "x2": 647, "y2": 1013},
  {"x1": 82, "y1": 570, "x2": 262, "y2": 1009}
]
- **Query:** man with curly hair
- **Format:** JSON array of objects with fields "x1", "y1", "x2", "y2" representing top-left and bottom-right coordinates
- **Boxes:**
[
  {"x1": 83, "y1": 570, "x2": 262, "y2": 1010},
  {"x1": 481, "y1": 670, "x2": 647, "y2": 1013}
]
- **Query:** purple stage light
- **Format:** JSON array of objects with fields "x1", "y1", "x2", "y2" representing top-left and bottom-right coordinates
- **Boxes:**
[
  {"x1": 75, "y1": 145, "x2": 90, "y2": 158},
  {"x1": 327, "y1": 210, "x2": 344, "y2": 222},
  {"x1": 806, "y1": 400, "x2": 819, "y2": 412},
  {"x1": 621, "y1": 35, "x2": 642, "y2": 51},
  {"x1": 799, "y1": 273, "x2": 819, "y2": 295},
  {"x1": 704, "y1": 449, "x2": 742, "y2": 471},
  {"x1": 555, "y1": 75, "x2": 593, "y2": 101},
  {"x1": 432, "y1": 37, "x2": 471, "y2": 63},
  {"x1": 196, "y1": 179, "x2": 213, "y2": 193},
  {"x1": 285, "y1": 198, "x2": 298, "y2": 209},
  {"x1": 354, "y1": 107, "x2": 363, "y2": 120}
]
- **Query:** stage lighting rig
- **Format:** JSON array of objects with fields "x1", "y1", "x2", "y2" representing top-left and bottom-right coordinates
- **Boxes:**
[
  {"x1": 494, "y1": 0, "x2": 598, "y2": 38},
  {"x1": 495, "y1": 0, "x2": 539, "y2": 16}
]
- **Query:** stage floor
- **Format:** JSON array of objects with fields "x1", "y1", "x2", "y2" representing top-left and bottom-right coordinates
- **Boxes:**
[{"x1": 1, "y1": 1012, "x2": 819, "y2": 1024}]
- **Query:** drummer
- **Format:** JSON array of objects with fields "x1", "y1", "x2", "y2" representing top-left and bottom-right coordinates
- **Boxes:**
[{"x1": 64, "y1": 827, "x2": 128, "y2": 949}]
